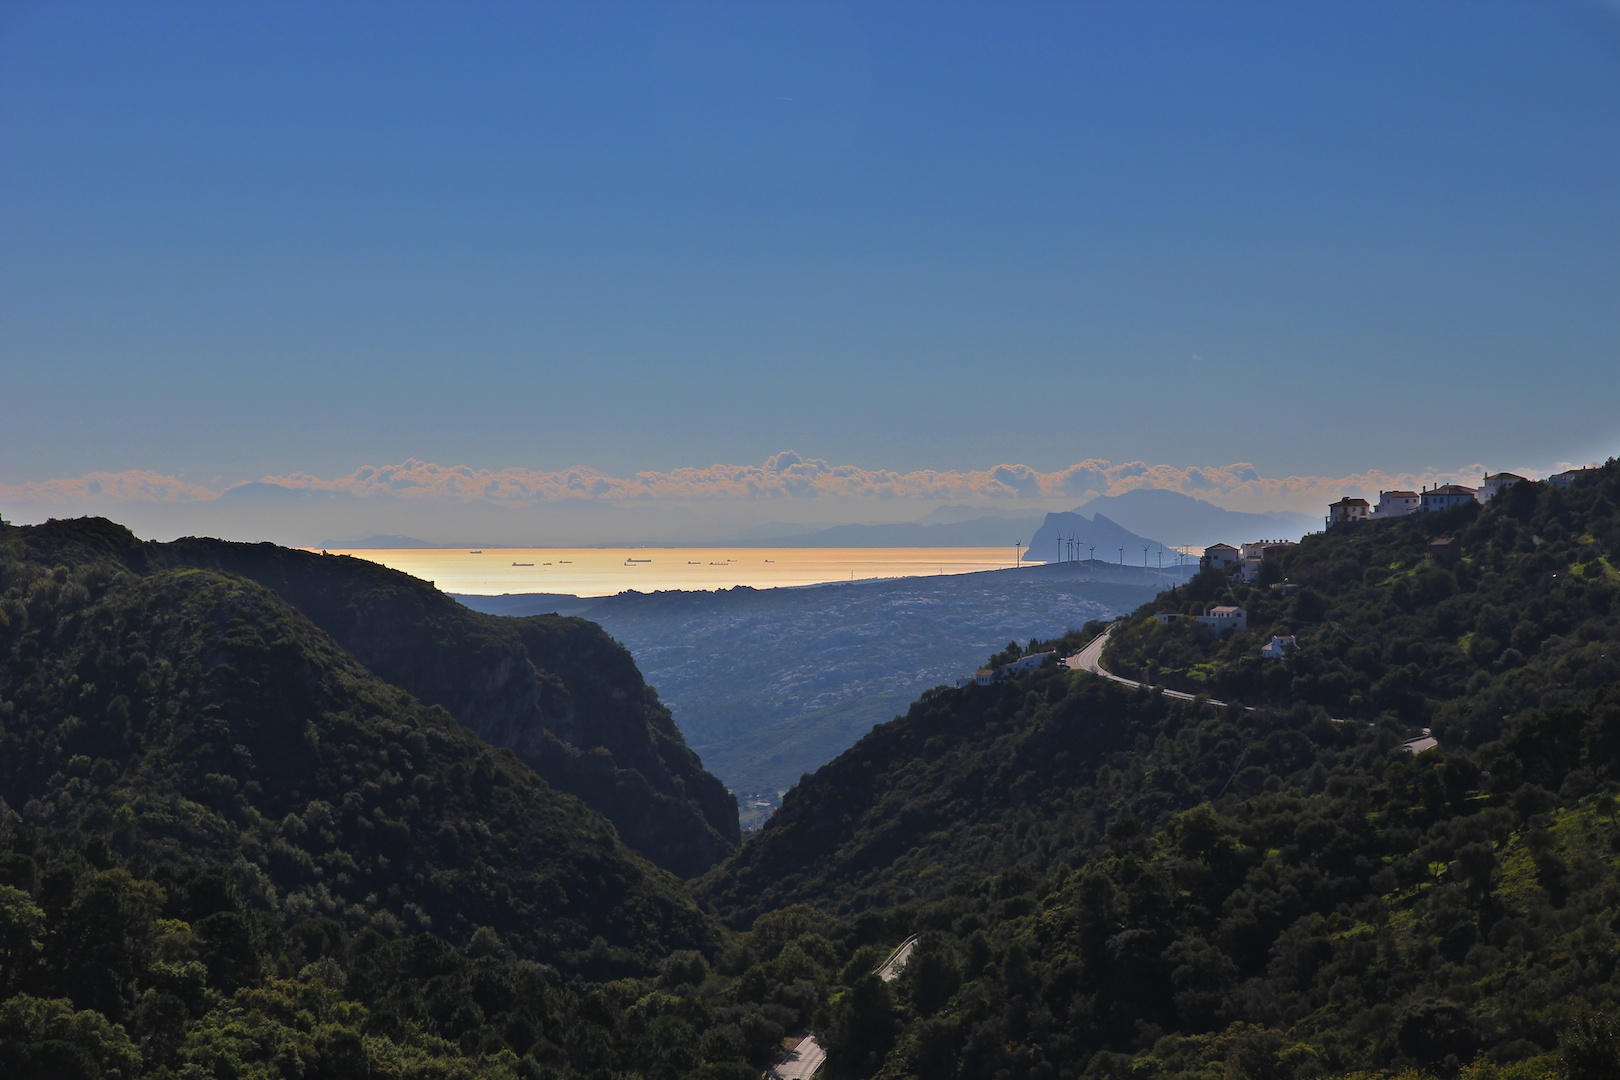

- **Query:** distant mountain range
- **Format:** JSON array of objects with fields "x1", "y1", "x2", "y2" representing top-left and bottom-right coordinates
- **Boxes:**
[
  {"x1": 915, "y1": 503, "x2": 1040, "y2": 525},
  {"x1": 1024, "y1": 489, "x2": 1318, "y2": 562},
  {"x1": 727, "y1": 514, "x2": 1048, "y2": 548},
  {"x1": 312, "y1": 490, "x2": 1316, "y2": 553},
  {"x1": 318, "y1": 533, "x2": 440, "y2": 548},
  {"x1": 1024, "y1": 511, "x2": 1169, "y2": 564},
  {"x1": 1072, "y1": 488, "x2": 1318, "y2": 547}
]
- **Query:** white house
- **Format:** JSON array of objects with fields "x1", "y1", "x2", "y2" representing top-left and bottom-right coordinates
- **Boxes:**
[
  {"x1": 1549, "y1": 466, "x2": 1598, "y2": 490},
  {"x1": 1200, "y1": 543, "x2": 1240, "y2": 572},
  {"x1": 1373, "y1": 490, "x2": 1420, "y2": 518},
  {"x1": 1001, "y1": 651, "x2": 1055, "y2": 676},
  {"x1": 957, "y1": 650, "x2": 1055, "y2": 688},
  {"x1": 1261, "y1": 635, "x2": 1296, "y2": 661},
  {"x1": 1195, "y1": 605, "x2": 1248, "y2": 636},
  {"x1": 1155, "y1": 607, "x2": 1247, "y2": 636},
  {"x1": 1326, "y1": 497, "x2": 1370, "y2": 528},
  {"x1": 1238, "y1": 539, "x2": 1295, "y2": 582},
  {"x1": 1421, "y1": 484, "x2": 1477, "y2": 512},
  {"x1": 1478, "y1": 472, "x2": 1527, "y2": 502}
]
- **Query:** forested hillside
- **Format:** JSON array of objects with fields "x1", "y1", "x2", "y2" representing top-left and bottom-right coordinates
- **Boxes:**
[
  {"x1": 0, "y1": 516, "x2": 898, "y2": 1078},
  {"x1": 698, "y1": 641, "x2": 1406, "y2": 925},
  {"x1": 0, "y1": 812, "x2": 885, "y2": 1079},
  {"x1": 1103, "y1": 465, "x2": 1620, "y2": 746},
  {"x1": 697, "y1": 465, "x2": 1620, "y2": 1078},
  {"x1": 0, "y1": 523, "x2": 715, "y2": 968},
  {"x1": 13, "y1": 520, "x2": 738, "y2": 877}
]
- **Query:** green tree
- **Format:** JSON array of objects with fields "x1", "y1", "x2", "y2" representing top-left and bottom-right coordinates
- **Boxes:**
[
  {"x1": 901, "y1": 938, "x2": 960, "y2": 1017},
  {"x1": 0, "y1": 883, "x2": 45, "y2": 993},
  {"x1": 819, "y1": 974, "x2": 899, "y2": 1076},
  {"x1": 0, "y1": 994, "x2": 142, "y2": 1079},
  {"x1": 1560, "y1": 1005, "x2": 1620, "y2": 1080},
  {"x1": 55, "y1": 870, "x2": 164, "y2": 1021}
]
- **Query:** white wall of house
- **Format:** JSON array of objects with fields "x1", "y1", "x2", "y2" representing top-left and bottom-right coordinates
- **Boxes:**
[
  {"x1": 1261, "y1": 635, "x2": 1296, "y2": 660},
  {"x1": 1478, "y1": 473, "x2": 1526, "y2": 502},
  {"x1": 1421, "y1": 485, "x2": 1477, "y2": 512},
  {"x1": 1327, "y1": 499, "x2": 1370, "y2": 527},
  {"x1": 1550, "y1": 467, "x2": 1596, "y2": 490},
  {"x1": 1374, "y1": 490, "x2": 1420, "y2": 518},
  {"x1": 1194, "y1": 606, "x2": 1247, "y2": 636}
]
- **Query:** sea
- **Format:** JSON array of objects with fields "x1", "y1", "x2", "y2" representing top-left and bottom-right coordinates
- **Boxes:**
[{"x1": 317, "y1": 546, "x2": 1028, "y2": 598}]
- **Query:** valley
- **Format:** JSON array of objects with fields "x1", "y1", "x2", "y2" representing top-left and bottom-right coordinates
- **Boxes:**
[
  {"x1": 456, "y1": 560, "x2": 1177, "y2": 797},
  {"x1": 4, "y1": 462, "x2": 1620, "y2": 1078}
]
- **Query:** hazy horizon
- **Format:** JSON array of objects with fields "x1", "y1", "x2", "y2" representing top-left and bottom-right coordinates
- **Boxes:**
[{"x1": 0, "y1": 450, "x2": 1562, "y2": 548}]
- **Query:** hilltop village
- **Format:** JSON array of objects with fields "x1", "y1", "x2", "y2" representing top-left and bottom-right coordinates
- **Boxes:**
[
  {"x1": 1321, "y1": 466, "x2": 1597, "y2": 530},
  {"x1": 1143, "y1": 466, "x2": 1601, "y2": 663},
  {"x1": 951, "y1": 467, "x2": 1603, "y2": 688}
]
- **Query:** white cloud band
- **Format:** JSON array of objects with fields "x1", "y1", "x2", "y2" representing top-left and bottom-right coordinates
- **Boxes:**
[{"x1": 1, "y1": 453, "x2": 1515, "y2": 514}]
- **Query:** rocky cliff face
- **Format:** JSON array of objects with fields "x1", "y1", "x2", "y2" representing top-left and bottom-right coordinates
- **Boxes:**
[{"x1": 146, "y1": 533, "x2": 738, "y2": 876}]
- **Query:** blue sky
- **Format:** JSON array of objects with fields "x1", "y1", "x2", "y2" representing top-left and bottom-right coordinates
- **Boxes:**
[{"x1": 3, "y1": 1, "x2": 1619, "y2": 540}]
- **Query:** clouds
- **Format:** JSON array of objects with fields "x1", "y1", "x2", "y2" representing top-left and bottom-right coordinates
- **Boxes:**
[
  {"x1": 2, "y1": 452, "x2": 1509, "y2": 517},
  {"x1": 0, "y1": 470, "x2": 216, "y2": 504},
  {"x1": 2, "y1": 452, "x2": 1537, "y2": 547}
]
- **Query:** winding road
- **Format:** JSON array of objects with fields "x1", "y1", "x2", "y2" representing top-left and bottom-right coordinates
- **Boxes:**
[
  {"x1": 874, "y1": 934, "x2": 918, "y2": 983},
  {"x1": 764, "y1": 934, "x2": 919, "y2": 1079},
  {"x1": 1066, "y1": 624, "x2": 1436, "y2": 753},
  {"x1": 1065, "y1": 625, "x2": 1253, "y2": 711}
]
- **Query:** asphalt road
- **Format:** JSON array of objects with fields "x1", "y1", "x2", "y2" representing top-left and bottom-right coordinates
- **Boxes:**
[
  {"x1": 765, "y1": 934, "x2": 917, "y2": 1079},
  {"x1": 1065, "y1": 625, "x2": 1251, "y2": 710},
  {"x1": 1067, "y1": 624, "x2": 1439, "y2": 754},
  {"x1": 767, "y1": 1034, "x2": 826, "y2": 1080},
  {"x1": 875, "y1": 934, "x2": 919, "y2": 983}
]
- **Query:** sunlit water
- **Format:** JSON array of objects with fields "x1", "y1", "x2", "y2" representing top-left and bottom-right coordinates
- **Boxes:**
[{"x1": 315, "y1": 547, "x2": 1030, "y2": 597}]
